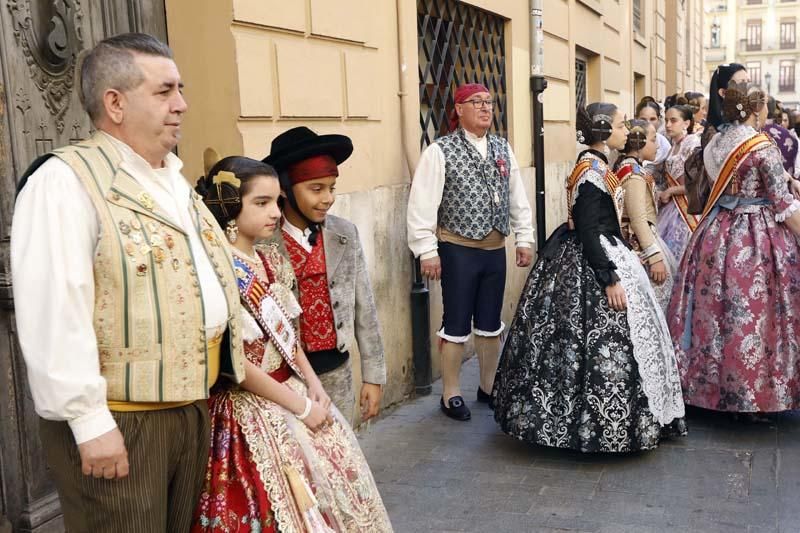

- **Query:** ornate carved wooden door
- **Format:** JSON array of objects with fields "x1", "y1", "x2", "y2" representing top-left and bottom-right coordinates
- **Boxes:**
[{"x1": 0, "y1": 2, "x2": 166, "y2": 531}]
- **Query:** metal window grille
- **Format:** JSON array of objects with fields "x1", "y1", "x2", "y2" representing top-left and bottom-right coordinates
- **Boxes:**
[
  {"x1": 575, "y1": 58, "x2": 587, "y2": 111},
  {"x1": 633, "y1": 0, "x2": 642, "y2": 34},
  {"x1": 417, "y1": 0, "x2": 508, "y2": 148}
]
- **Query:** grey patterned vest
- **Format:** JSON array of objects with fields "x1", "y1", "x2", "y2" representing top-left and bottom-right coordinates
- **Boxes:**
[{"x1": 436, "y1": 129, "x2": 511, "y2": 240}]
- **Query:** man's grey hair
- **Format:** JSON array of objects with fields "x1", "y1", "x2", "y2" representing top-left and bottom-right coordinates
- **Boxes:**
[{"x1": 79, "y1": 32, "x2": 173, "y2": 121}]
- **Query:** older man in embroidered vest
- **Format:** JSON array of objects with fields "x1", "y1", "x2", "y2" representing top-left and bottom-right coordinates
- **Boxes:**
[
  {"x1": 11, "y1": 33, "x2": 245, "y2": 532},
  {"x1": 407, "y1": 83, "x2": 534, "y2": 421}
]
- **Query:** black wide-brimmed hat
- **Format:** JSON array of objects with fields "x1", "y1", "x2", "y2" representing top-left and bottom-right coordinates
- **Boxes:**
[{"x1": 262, "y1": 126, "x2": 353, "y2": 171}]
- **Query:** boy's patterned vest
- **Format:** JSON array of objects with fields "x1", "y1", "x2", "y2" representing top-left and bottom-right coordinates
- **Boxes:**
[
  {"x1": 436, "y1": 129, "x2": 511, "y2": 240},
  {"x1": 47, "y1": 133, "x2": 245, "y2": 402}
]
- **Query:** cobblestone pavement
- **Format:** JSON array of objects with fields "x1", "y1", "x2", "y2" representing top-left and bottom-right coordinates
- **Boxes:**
[{"x1": 358, "y1": 358, "x2": 800, "y2": 533}]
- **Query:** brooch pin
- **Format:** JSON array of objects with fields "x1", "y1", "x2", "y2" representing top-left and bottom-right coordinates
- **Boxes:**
[
  {"x1": 202, "y1": 229, "x2": 218, "y2": 246},
  {"x1": 136, "y1": 264, "x2": 148, "y2": 276},
  {"x1": 118, "y1": 221, "x2": 131, "y2": 235},
  {"x1": 152, "y1": 246, "x2": 166, "y2": 264},
  {"x1": 164, "y1": 233, "x2": 175, "y2": 249},
  {"x1": 137, "y1": 192, "x2": 155, "y2": 211},
  {"x1": 496, "y1": 158, "x2": 509, "y2": 178},
  {"x1": 130, "y1": 219, "x2": 142, "y2": 230},
  {"x1": 130, "y1": 231, "x2": 144, "y2": 245},
  {"x1": 172, "y1": 258, "x2": 181, "y2": 271}
]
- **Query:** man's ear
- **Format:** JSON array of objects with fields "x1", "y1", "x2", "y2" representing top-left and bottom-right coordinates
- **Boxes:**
[{"x1": 103, "y1": 89, "x2": 125, "y2": 125}]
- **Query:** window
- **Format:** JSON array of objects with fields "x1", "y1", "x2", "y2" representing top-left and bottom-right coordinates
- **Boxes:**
[
  {"x1": 711, "y1": 22, "x2": 721, "y2": 48},
  {"x1": 746, "y1": 19, "x2": 762, "y2": 51},
  {"x1": 779, "y1": 60, "x2": 796, "y2": 92},
  {"x1": 575, "y1": 58, "x2": 587, "y2": 111},
  {"x1": 781, "y1": 19, "x2": 796, "y2": 49},
  {"x1": 633, "y1": 0, "x2": 643, "y2": 34},
  {"x1": 747, "y1": 61, "x2": 761, "y2": 86},
  {"x1": 417, "y1": 0, "x2": 508, "y2": 146}
]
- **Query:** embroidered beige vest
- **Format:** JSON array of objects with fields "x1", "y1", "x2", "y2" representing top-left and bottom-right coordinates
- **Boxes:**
[{"x1": 50, "y1": 133, "x2": 245, "y2": 402}]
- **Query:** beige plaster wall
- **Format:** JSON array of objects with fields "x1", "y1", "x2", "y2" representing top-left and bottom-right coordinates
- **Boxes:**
[{"x1": 165, "y1": 0, "x2": 706, "y2": 421}]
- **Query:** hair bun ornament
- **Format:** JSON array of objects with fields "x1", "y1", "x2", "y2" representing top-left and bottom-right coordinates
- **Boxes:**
[
  {"x1": 212, "y1": 170, "x2": 241, "y2": 188},
  {"x1": 576, "y1": 130, "x2": 586, "y2": 144}
]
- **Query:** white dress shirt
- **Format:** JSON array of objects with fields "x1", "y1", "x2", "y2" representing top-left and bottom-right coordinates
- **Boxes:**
[
  {"x1": 407, "y1": 129, "x2": 535, "y2": 259},
  {"x1": 11, "y1": 132, "x2": 228, "y2": 444},
  {"x1": 282, "y1": 218, "x2": 314, "y2": 253}
]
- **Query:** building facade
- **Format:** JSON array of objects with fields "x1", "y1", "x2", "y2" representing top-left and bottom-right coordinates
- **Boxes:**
[
  {"x1": 704, "y1": 0, "x2": 799, "y2": 108},
  {"x1": 0, "y1": 1, "x2": 703, "y2": 530}
]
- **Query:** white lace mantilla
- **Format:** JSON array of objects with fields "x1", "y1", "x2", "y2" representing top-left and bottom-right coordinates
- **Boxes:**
[{"x1": 599, "y1": 235, "x2": 685, "y2": 425}]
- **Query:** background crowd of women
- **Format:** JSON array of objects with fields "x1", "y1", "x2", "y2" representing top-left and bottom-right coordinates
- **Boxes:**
[{"x1": 493, "y1": 62, "x2": 800, "y2": 453}]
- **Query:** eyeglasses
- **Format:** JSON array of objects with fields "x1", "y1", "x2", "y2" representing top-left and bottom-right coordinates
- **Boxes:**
[{"x1": 462, "y1": 99, "x2": 494, "y2": 109}]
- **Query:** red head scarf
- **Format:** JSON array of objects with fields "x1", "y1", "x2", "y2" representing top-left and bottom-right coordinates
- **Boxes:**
[
  {"x1": 287, "y1": 154, "x2": 339, "y2": 184},
  {"x1": 448, "y1": 83, "x2": 491, "y2": 131}
]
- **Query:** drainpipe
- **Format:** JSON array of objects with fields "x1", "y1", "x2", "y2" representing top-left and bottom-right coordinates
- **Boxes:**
[
  {"x1": 397, "y1": 0, "x2": 432, "y2": 396},
  {"x1": 530, "y1": 0, "x2": 547, "y2": 249}
]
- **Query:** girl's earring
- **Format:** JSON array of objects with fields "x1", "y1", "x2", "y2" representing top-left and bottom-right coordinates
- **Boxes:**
[{"x1": 226, "y1": 220, "x2": 239, "y2": 244}]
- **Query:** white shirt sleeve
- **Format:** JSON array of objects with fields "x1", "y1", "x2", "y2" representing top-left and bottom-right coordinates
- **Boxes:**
[
  {"x1": 11, "y1": 157, "x2": 116, "y2": 445},
  {"x1": 507, "y1": 146, "x2": 535, "y2": 248},
  {"x1": 407, "y1": 143, "x2": 446, "y2": 259}
]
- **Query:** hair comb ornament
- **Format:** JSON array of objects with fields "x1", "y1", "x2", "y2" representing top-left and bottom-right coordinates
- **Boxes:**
[
  {"x1": 203, "y1": 147, "x2": 222, "y2": 178},
  {"x1": 591, "y1": 113, "x2": 613, "y2": 133},
  {"x1": 212, "y1": 170, "x2": 241, "y2": 189}
]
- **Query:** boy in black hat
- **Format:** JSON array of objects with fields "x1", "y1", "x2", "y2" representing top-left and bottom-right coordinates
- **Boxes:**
[{"x1": 263, "y1": 127, "x2": 386, "y2": 423}]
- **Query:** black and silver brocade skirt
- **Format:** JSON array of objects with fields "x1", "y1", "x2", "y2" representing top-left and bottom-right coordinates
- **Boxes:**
[{"x1": 492, "y1": 224, "x2": 686, "y2": 453}]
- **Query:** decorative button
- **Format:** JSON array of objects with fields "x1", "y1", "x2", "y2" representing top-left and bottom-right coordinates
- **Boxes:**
[
  {"x1": 337, "y1": 322, "x2": 343, "y2": 329},
  {"x1": 333, "y1": 301, "x2": 340, "y2": 309},
  {"x1": 338, "y1": 344, "x2": 346, "y2": 351},
  {"x1": 330, "y1": 280, "x2": 335, "y2": 288}
]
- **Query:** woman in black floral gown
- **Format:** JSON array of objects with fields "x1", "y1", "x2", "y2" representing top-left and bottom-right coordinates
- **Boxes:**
[{"x1": 492, "y1": 103, "x2": 687, "y2": 453}]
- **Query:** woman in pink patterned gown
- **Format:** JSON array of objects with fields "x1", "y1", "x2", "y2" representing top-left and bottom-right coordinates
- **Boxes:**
[{"x1": 669, "y1": 83, "x2": 800, "y2": 413}]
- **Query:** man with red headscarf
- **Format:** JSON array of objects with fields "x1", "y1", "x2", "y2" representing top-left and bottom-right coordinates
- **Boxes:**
[{"x1": 407, "y1": 83, "x2": 534, "y2": 421}]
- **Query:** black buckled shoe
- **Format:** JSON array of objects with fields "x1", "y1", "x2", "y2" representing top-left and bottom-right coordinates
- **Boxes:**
[
  {"x1": 440, "y1": 395, "x2": 471, "y2": 421},
  {"x1": 477, "y1": 387, "x2": 495, "y2": 410}
]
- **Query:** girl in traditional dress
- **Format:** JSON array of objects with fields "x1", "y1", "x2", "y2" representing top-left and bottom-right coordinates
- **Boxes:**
[
  {"x1": 683, "y1": 92, "x2": 707, "y2": 134},
  {"x1": 655, "y1": 104, "x2": 701, "y2": 261},
  {"x1": 192, "y1": 155, "x2": 392, "y2": 532},
  {"x1": 669, "y1": 83, "x2": 800, "y2": 415},
  {"x1": 615, "y1": 120, "x2": 676, "y2": 312},
  {"x1": 492, "y1": 103, "x2": 686, "y2": 453},
  {"x1": 637, "y1": 97, "x2": 670, "y2": 166}
]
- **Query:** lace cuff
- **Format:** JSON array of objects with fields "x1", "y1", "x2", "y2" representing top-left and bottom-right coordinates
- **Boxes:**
[
  {"x1": 775, "y1": 199, "x2": 800, "y2": 223},
  {"x1": 595, "y1": 261, "x2": 620, "y2": 287}
]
